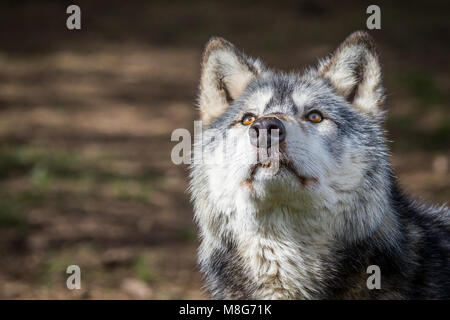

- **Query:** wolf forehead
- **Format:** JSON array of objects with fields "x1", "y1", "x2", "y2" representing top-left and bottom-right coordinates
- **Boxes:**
[
  {"x1": 209, "y1": 73, "x2": 359, "y2": 129},
  {"x1": 204, "y1": 70, "x2": 384, "y2": 164}
]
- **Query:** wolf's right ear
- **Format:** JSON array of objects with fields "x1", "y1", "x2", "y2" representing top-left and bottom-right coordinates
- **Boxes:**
[
  {"x1": 318, "y1": 31, "x2": 385, "y2": 117},
  {"x1": 198, "y1": 38, "x2": 263, "y2": 125}
]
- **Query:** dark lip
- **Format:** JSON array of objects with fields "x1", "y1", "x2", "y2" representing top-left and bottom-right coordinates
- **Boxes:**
[{"x1": 243, "y1": 154, "x2": 316, "y2": 188}]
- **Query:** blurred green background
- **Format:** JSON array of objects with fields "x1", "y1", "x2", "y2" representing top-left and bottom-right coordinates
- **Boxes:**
[{"x1": 0, "y1": 0, "x2": 448, "y2": 299}]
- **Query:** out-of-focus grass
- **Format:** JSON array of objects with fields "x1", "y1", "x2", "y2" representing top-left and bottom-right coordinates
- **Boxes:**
[
  {"x1": 0, "y1": 191, "x2": 44, "y2": 241},
  {"x1": 387, "y1": 68, "x2": 450, "y2": 152},
  {"x1": 113, "y1": 181, "x2": 152, "y2": 203},
  {"x1": 392, "y1": 69, "x2": 446, "y2": 107},
  {"x1": 0, "y1": 144, "x2": 164, "y2": 249},
  {"x1": 0, "y1": 190, "x2": 46, "y2": 245},
  {"x1": 133, "y1": 254, "x2": 158, "y2": 284},
  {"x1": 388, "y1": 115, "x2": 450, "y2": 152},
  {"x1": 176, "y1": 227, "x2": 196, "y2": 243},
  {"x1": 0, "y1": 146, "x2": 79, "y2": 234},
  {"x1": 0, "y1": 144, "x2": 163, "y2": 201},
  {"x1": 37, "y1": 245, "x2": 97, "y2": 288},
  {"x1": 0, "y1": 146, "x2": 80, "y2": 180},
  {"x1": 39, "y1": 252, "x2": 76, "y2": 287},
  {"x1": 0, "y1": 198, "x2": 26, "y2": 229}
]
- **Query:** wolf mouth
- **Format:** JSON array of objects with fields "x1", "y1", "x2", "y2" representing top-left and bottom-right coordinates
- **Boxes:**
[{"x1": 244, "y1": 157, "x2": 316, "y2": 188}]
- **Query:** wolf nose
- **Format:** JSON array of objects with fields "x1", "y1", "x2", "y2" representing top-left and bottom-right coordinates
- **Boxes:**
[{"x1": 249, "y1": 117, "x2": 286, "y2": 148}]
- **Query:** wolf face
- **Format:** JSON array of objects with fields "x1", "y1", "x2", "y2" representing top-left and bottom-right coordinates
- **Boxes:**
[
  {"x1": 190, "y1": 32, "x2": 449, "y2": 299},
  {"x1": 192, "y1": 32, "x2": 390, "y2": 237}
]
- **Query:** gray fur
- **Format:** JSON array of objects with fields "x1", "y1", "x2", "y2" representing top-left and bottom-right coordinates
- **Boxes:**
[{"x1": 189, "y1": 31, "x2": 450, "y2": 299}]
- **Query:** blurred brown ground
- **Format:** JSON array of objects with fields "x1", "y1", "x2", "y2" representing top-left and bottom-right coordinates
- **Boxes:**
[{"x1": 0, "y1": 0, "x2": 448, "y2": 299}]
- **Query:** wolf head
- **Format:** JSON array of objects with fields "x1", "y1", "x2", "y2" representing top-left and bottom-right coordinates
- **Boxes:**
[{"x1": 191, "y1": 32, "x2": 393, "y2": 241}]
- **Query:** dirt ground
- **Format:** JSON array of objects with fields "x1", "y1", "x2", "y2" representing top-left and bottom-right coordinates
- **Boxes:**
[{"x1": 0, "y1": 1, "x2": 448, "y2": 299}]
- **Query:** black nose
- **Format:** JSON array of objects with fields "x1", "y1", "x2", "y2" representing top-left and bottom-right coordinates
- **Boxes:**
[{"x1": 249, "y1": 117, "x2": 286, "y2": 148}]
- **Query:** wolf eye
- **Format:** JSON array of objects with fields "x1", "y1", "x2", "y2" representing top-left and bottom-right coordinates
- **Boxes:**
[
  {"x1": 241, "y1": 113, "x2": 256, "y2": 126},
  {"x1": 306, "y1": 111, "x2": 323, "y2": 123}
]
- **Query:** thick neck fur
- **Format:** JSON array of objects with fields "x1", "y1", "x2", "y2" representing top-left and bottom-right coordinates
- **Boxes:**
[{"x1": 193, "y1": 167, "x2": 401, "y2": 299}]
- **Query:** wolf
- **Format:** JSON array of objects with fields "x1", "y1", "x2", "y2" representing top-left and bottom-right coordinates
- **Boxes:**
[{"x1": 189, "y1": 31, "x2": 450, "y2": 299}]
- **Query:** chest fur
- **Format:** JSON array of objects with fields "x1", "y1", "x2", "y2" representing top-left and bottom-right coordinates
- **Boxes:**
[{"x1": 233, "y1": 232, "x2": 331, "y2": 299}]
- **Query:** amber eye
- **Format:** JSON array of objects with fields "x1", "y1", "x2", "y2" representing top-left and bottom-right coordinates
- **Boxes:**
[
  {"x1": 242, "y1": 113, "x2": 256, "y2": 126},
  {"x1": 307, "y1": 111, "x2": 323, "y2": 123}
]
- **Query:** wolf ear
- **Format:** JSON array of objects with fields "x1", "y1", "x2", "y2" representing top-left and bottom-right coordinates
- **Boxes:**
[
  {"x1": 318, "y1": 31, "x2": 385, "y2": 116},
  {"x1": 198, "y1": 37, "x2": 263, "y2": 125}
]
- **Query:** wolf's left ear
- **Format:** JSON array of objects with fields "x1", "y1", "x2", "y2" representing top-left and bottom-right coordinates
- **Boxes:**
[
  {"x1": 198, "y1": 37, "x2": 263, "y2": 125},
  {"x1": 318, "y1": 31, "x2": 385, "y2": 116}
]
